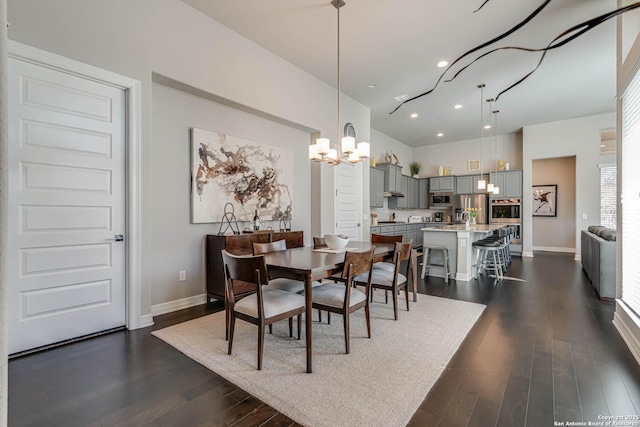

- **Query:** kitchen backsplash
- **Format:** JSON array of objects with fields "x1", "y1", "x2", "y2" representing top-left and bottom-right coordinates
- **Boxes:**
[{"x1": 370, "y1": 198, "x2": 452, "y2": 223}]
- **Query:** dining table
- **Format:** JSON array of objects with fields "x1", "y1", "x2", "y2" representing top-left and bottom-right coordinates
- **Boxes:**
[{"x1": 261, "y1": 241, "x2": 418, "y2": 373}]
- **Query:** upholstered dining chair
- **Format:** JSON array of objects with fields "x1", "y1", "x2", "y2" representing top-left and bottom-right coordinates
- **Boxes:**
[
  {"x1": 221, "y1": 250, "x2": 305, "y2": 370},
  {"x1": 309, "y1": 247, "x2": 375, "y2": 354},
  {"x1": 354, "y1": 241, "x2": 411, "y2": 320},
  {"x1": 370, "y1": 234, "x2": 403, "y2": 301},
  {"x1": 253, "y1": 240, "x2": 308, "y2": 294},
  {"x1": 313, "y1": 236, "x2": 327, "y2": 249}
]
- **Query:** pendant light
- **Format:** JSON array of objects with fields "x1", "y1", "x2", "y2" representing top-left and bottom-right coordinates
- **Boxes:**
[
  {"x1": 486, "y1": 98, "x2": 495, "y2": 193},
  {"x1": 308, "y1": 0, "x2": 370, "y2": 166},
  {"x1": 477, "y1": 84, "x2": 486, "y2": 190},
  {"x1": 492, "y1": 109, "x2": 500, "y2": 194}
]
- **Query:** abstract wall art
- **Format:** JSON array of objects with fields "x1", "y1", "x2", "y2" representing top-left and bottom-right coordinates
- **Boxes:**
[{"x1": 191, "y1": 128, "x2": 293, "y2": 224}]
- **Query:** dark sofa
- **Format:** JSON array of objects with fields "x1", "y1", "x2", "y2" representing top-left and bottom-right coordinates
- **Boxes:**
[{"x1": 580, "y1": 226, "x2": 616, "y2": 300}]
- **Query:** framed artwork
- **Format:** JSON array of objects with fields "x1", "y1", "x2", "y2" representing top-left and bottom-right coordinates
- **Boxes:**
[
  {"x1": 467, "y1": 159, "x2": 480, "y2": 171},
  {"x1": 190, "y1": 128, "x2": 293, "y2": 224},
  {"x1": 533, "y1": 184, "x2": 557, "y2": 217}
]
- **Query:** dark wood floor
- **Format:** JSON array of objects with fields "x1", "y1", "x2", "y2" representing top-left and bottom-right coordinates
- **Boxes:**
[{"x1": 8, "y1": 252, "x2": 640, "y2": 426}]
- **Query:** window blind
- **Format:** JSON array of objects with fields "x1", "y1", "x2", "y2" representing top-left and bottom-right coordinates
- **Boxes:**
[
  {"x1": 621, "y1": 68, "x2": 640, "y2": 315},
  {"x1": 600, "y1": 165, "x2": 617, "y2": 230}
]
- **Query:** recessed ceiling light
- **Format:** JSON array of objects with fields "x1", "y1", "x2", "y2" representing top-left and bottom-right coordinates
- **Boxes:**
[
  {"x1": 437, "y1": 133, "x2": 444, "y2": 137},
  {"x1": 368, "y1": 83, "x2": 377, "y2": 88},
  {"x1": 600, "y1": 144, "x2": 606, "y2": 147},
  {"x1": 410, "y1": 113, "x2": 418, "y2": 118},
  {"x1": 437, "y1": 60, "x2": 448, "y2": 68},
  {"x1": 484, "y1": 125, "x2": 491, "y2": 129},
  {"x1": 454, "y1": 104, "x2": 463, "y2": 109},
  {"x1": 393, "y1": 94, "x2": 409, "y2": 102}
]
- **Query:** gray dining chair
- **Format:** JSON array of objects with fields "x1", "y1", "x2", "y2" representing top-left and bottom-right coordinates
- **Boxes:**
[
  {"x1": 222, "y1": 250, "x2": 305, "y2": 370},
  {"x1": 309, "y1": 247, "x2": 375, "y2": 353}
]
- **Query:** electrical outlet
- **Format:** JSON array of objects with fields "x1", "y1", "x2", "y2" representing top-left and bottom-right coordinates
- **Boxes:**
[
  {"x1": 460, "y1": 240, "x2": 466, "y2": 247},
  {"x1": 179, "y1": 270, "x2": 186, "y2": 281},
  {"x1": 582, "y1": 214, "x2": 588, "y2": 220}
]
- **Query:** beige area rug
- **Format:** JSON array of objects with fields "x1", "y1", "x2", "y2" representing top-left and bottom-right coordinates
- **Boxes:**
[{"x1": 152, "y1": 294, "x2": 485, "y2": 427}]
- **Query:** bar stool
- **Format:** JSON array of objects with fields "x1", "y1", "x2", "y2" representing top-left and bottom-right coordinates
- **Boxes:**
[
  {"x1": 421, "y1": 245, "x2": 452, "y2": 282},
  {"x1": 472, "y1": 238, "x2": 504, "y2": 281}
]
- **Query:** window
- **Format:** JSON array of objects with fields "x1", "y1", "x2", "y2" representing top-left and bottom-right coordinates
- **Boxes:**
[
  {"x1": 621, "y1": 67, "x2": 640, "y2": 315},
  {"x1": 600, "y1": 165, "x2": 617, "y2": 229}
]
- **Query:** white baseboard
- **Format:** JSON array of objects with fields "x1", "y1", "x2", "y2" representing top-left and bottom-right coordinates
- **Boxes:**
[
  {"x1": 532, "y1": 246, "x2": 576, "y2": 253},
  {"x1": 612, "y1": 300, "x2": 640, "y2": 366},
  {"x1": 138, "y1": 314, "x2": 155, "y2": 329},
  {"x1": 151, "y1": 294, "x2": 207, "y2": 317},
  {"x1": 521, "y1": 251, "x2": 534, "y2": 258},
  {"x1": 574, "y1": 254, "x2": 582, "y2": 262}
]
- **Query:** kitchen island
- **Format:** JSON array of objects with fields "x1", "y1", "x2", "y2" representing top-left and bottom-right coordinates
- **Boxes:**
[{"x1": 421, "y1": 224, "x2": 506, "y2": 281}]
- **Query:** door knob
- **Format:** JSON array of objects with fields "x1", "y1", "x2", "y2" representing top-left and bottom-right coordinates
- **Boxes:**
[{"x1": 105, "y1": 234, "x2": 124, "y2": 242}]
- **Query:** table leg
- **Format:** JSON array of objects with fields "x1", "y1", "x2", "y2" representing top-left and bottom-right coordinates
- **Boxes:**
[
  {"x1": 305, "y1": 275, "x2": 313, "y2": 373},
  {"x1": 411, "y1": 249, "x2": 418, "y2": 302}
]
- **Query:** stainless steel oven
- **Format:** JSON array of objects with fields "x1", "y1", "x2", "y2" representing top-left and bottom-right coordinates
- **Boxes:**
[
  {"x1": 490, "y1": 199, "x2": 521, "y2": 223},
  {"x1": 429, "y1": 192, "x2": 453, "y2": 209}
]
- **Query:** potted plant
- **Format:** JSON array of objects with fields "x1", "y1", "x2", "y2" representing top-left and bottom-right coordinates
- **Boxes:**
[{"x1": 410, "y1": 162, "x2": 421, "y2": 178}]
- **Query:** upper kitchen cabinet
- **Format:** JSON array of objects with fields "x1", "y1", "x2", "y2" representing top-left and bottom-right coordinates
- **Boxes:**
[
  {"x1": 370, "y1": 167, "x2": 384, "y2": 208},
  {"x1": 378, "y1": 163, "x2": 403, "y2": 194},
  {"x1": 389, "y1": 175, "x2": 409, "y2": 209},
  {"x1": 419, "y1": 179, "x2": 429, "y2": 208},
  {"x1": 490, "y1": 170, "x2": 522, "y2": 198},
  {"x1": 456, "y1": 174, "x2": 490, "y2": 194},
  {"x1": 429, "y1": 176, "x2": 455, "y2": 193}
]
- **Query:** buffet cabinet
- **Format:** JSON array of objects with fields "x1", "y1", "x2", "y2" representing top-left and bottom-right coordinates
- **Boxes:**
[{"x1": 205, "y1": 230, "x2": 304, "y2": 301}]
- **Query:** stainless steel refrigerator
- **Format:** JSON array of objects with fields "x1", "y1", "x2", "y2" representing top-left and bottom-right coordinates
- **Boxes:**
[{"x1": 452, "y1": 194, "x2": 489, "y2": 224}]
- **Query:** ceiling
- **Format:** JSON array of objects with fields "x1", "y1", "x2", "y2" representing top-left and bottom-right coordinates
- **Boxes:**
[{"x1": 182, "y1": 0, "x2": 618, "y2": 147}]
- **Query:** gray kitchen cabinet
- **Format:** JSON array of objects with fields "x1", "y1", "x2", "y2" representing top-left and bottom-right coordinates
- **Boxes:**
[
  {"x1": 456, "y1": 174, "x2": 486, "y2": 194},
  {"x1": 504, "y1": 170, "x2": 523, "y2": 197},
  {"x1": 370, "y1": 226, "x2": 381, "y2": 235},
  {"x1": 429, "y1": 176, "x2": 455, "y2": 192},
  {"x1": 398, "y1": 176, "x2": 408, "y2": 208},
  {"x1": 489, "y1": 170, "x2": 522, "y2": 198},
  {"x1": 379, "y1": 163, "x2": 403, "y2": 193},
  {"x1": 419, "y1": 179, "x2": 429, "y2": 208},
  {"x1": 412, "y1": 177, "x2": 420, "y2": 208},
  {"x1": 370, "y1": 167, "x2": 384, "y2": 207},
  {"x1": 388, "y1": 175, "x2": 410, "y2": 209}
]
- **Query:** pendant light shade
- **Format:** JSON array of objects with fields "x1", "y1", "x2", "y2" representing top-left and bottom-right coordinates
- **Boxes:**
[{"x1": 492, "y1": 109, "x2": 501, "y2": 195}]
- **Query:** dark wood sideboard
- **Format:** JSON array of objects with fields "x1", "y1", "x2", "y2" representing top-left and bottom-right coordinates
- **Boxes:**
[{"x1": 205, "y1": 230, "x2": 304, "y2": 302}]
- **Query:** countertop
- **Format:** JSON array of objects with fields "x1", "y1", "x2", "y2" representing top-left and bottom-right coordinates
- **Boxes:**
[{"x1": 421, "y1": 224, "x2": 505, "y2": 233}]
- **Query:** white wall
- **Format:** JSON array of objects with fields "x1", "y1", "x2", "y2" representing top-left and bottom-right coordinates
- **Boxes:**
[
  {"x1": 412, "y1": 133, "x2": 523, "y2": 178},
  {"x1": 532, "y1": 157, "x2": 576, "y2": 251},
  {"x1": 370, "y1": 128, "x2": 414, "y2": 175},
  {"x1": 7, "y1": 0, "x2": 370, "y2": 317},
  {"x1": 150, "y1": 82, "x2": 311, "y2": 306},
  {"x1": 522, "y1": 112, "x2": 616, "y2": 258}
]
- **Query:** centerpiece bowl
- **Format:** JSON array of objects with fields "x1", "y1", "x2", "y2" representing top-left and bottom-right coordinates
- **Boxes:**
[{"x1": 324, "y1": 234, "x2": 349, "y2": 250}]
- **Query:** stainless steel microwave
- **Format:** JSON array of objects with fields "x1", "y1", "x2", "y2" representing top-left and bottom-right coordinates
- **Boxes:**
[{"x1": 429, "y1": 192, "x2": 453, "y2": 209}]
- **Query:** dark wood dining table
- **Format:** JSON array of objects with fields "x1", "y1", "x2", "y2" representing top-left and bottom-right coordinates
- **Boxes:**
[{"x1": 261, "y1": 241, "x2": 418, "y2": 373}]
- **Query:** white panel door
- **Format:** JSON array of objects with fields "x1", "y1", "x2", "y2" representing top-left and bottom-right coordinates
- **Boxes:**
[
  {"x1": 8, "y1": 58, "x2": 126, "y2": 354},
  {"x1": 334, "y1": 163, "x2": 362, "y2": 240}
]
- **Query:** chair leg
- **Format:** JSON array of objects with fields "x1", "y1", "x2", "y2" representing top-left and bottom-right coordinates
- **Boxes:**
[
  {"x1": 421, "y1": 248, "x2": 428, "y2": 278},
  {"x1": 225, "y1": 299, "x2": 229, "y2": 341},
  {"x1": 328, "y1": 312, "x2": 331, "y2": 324},
  {"x1": 289, "y1": 317, "x2": 293, "y2": 337},
  {"x1": 392, "y1": 287, "x2": 399, "y2": 320},
  {"x1": 297, "y1": 314, "x2": 302, "y2": 340},
  {"x1": 365, "y1": 303, "x2": 371, "y2": 338},
  {"x1": 344, "y1": 312, "x2": 350, "y2": 354},
  {"x1": 385, "y1": 290, "x2": 388, "y2": 304},
  {"x1": 269, "y1": 324, "x2": 273, "y2": 334},
  {"x1": 318, "y1": 309, "x2": 322, "y2": 323},
  {"x1": 258, "y1": 323, "x2": 265, "y2": 370},
  {"x1": 404, "y1": 285, "x2": 409, "y2": 311},
  {"x1": 227, "y1": 313, "x2": 236, "y2": 355}
]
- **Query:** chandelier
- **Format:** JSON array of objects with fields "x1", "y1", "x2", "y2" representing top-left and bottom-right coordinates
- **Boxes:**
[{"x1": 308, "y1": 0, "x2": 370, "y2": 166}]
